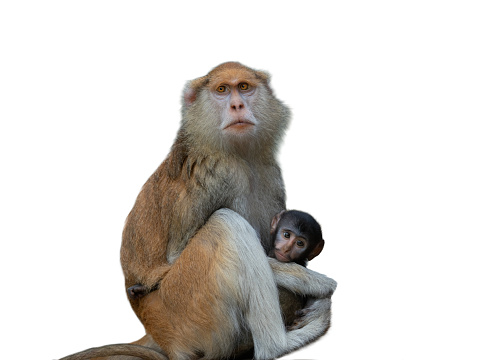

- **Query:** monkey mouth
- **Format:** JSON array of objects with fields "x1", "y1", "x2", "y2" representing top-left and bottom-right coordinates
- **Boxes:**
[
  {"x1": 274, "y1": 250, "x2": 290, "y2": 262},
  {"x1": 224, "y1": 119, "x2": 255, "y2": 131}
]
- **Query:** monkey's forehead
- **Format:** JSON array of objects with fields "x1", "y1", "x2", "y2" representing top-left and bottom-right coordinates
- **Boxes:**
[
  {"x1": 203, "y1": 62, "x2": 268, "y2": 88},
  {"x1": 207, "y1": 68, "x2": 264, "y2": 88}
]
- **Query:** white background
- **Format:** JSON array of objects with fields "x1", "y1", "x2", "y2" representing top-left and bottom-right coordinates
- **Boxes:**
[{"x1": 1, "y1": 1, "x2": 478, "y2": 359}]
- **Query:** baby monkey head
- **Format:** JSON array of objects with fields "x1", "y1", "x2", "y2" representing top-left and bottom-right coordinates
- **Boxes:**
[{"x1": 271, "y1": 210, "x2": 324, "y2": 266}]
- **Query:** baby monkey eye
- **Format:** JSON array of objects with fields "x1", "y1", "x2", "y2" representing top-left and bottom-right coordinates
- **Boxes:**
[
  {"x1": 283, "y1": 231, "x2": 290, "y2": 239},
  {"x1": 296, "y1": 240, "x2": 305, "y2": 247},
  {"x1": 216, "y1": 85, "x2": 227, "y2": 93},
  {"x1": 239, "y1": 83, "x2": 249, "y2": 91}
]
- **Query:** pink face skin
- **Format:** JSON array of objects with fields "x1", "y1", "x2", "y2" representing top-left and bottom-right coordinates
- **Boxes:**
[
  {"x1": 208, "y1": 70, "x2": 261, "y2": 136},
  {"x1": 274, "y1": 227, "x2": 312, "y2": 263}
]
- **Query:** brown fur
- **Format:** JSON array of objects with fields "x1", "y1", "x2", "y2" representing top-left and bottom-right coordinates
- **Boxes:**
[
  {"x1": 120, "y1": 62, "x2": 290, "y2": 358},
  {"x1": 138, "y1": 213, "x2": 254, "y2": 358},
  {"x1": 59, "y1": 342, "x2": 167, "y2": 360},
  {"x1": 60, "y1": 62, "x2": 336, "y2": 360}
]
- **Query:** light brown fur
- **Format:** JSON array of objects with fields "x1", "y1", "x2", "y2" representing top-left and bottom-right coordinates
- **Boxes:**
[
  {"x1": 61, "y1": 62, "x2": 337, "y2": 360},
  {"x1": 59, "y1": 342, "x2": 166, "y2": 360},
  {"x1": 138, "y1": 213, "x2": 253, "y2": 358},
  {"x1": 120, "y1": 62, "x2": 289, "y2": 358},
  {"x1": 121, "y1": 61, "x2": 288, "y2": 299}
]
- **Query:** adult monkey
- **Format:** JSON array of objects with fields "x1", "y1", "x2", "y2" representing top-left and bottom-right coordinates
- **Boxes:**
[{"x1": 118, "y1": 62, "x2": 335, "y2": 360}]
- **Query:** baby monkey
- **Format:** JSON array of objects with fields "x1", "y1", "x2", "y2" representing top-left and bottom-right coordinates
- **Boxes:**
[
  {"x1": 269, "y1": 210, "x2": 324, "y2": 266},
  {"x1": 127, "y1": 210, "x2": 324, "y2": 300},
  {"x1": 269, "y1": 210, "x2": 325, "y2": 329}
]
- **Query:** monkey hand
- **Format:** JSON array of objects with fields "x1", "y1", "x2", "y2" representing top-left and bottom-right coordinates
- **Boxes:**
[
  {"x1": 287, "y1": 298, "x2": 320, "y2": 331},
  {"x1": 287, "y1": 317, "x2": 305, "y2": 331},
  {"x1": 287, "y1": 308, "x2": 314, "y2": 331},
  {"x1": 287, "y1": 298, "x2": 332, "y2": 332},
  {"x1": 287, "y1": 315, "x2": 306, "y2": 331}
]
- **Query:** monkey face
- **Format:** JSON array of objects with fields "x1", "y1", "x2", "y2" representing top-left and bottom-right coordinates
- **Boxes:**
[
  {"x1": 182, "y1": 62, "x2": 290, "y2": 156},
  {"x1": 274, "y1": 228, "x2": 313, "y2": 263},
  {"x1": 207, "y1": 67, "x2": 263, "y2": 137},
  {"x1": 215, "y1": 83, "x2": 257, "y2": 134},
  {"x1": 270, "y1": 210, "x2": 324, "y2": 265}
]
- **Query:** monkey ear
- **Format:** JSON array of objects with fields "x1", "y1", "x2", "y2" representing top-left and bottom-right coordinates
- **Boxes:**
[
  {"x1": 254, "y1": 70, "x2": 271, "y2": 83},
  {"x1": 183, "y1": 87, "x2": 197, "y2": 107},
  {"x1": 308, "y1": 239, "x2": 324, "y2": 261},
  {"x1": 183, "y1": 76, "x2": 208, "y2": 107},
  {"x1": 270, "y1": 210, "x2": 285, "y2": 234}
]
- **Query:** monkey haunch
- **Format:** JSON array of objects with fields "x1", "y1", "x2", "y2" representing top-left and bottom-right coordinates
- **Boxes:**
[{"x1": 118, "y1": 62, "x2": 336, "y2": 360}]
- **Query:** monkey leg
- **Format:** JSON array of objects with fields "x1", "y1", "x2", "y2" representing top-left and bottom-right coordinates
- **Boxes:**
[
  {"x1": 137, "y1": 208, "x2": 289, "y2": 360},
  {"x1": 267, "y1": 258, "x2": 337, "y2": 349}
]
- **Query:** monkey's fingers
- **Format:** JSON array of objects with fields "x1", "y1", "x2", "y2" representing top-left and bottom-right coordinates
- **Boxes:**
[
  {"x1": 287, "y1": 303, "x2": 318, "y2": 331},
  {"x1": 287, "y1": 318, "x2": 305, "y2": 331}
]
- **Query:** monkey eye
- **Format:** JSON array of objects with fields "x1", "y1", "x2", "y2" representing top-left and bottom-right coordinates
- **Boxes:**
[
  {"x1": 239, "y1": 82, "x2": 249, "y2": 91},
  {"x1": 216, "y1": 85, "x2": 227, "y2": 93},
  {"x1": 296, "y1": 240, "x2": 305, "y2": 247},
  {"x1": 283, "y1": 231, "x2": 290, "y2": 239}
]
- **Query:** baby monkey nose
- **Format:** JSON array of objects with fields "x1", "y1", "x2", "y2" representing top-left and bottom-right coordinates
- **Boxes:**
[{"x1": 282, "y1": 240, "x2": 295, "y2": 253}]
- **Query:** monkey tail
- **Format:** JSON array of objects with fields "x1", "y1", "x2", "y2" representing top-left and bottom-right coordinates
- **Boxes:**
[{"x1": 58, "y1": 343, "x2": 168, "y2": 360}]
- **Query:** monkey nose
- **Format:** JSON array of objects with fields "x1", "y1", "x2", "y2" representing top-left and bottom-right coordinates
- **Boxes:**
[
  {"x1": 230, "y1": 92, "x2": 245, "y2": 111},
  {"x1": 230, "y1": 103, "x2": 244, "y2": 111},
  {"x1": 283, "y1": 240, "x2": 295, "y2": 253}
]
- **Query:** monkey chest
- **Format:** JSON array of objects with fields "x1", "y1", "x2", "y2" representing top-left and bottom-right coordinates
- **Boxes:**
[{"x1": 225, "y1": 174, "x2": 284, "y2": 248}]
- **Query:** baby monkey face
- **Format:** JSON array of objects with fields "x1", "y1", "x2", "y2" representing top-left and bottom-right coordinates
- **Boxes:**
[
  {"x1": 270, "y1": 210, "x2": 324, "y2": 265},
  {"x1": 274, "y1": 228, "x2": 312, "y2": 263}
]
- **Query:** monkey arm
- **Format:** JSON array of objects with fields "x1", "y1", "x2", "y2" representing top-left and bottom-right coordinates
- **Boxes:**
[
  {"x1": 268, "y1": 257, "x2": 336, "y2": 340},
  {"x1": 121, "y1": 153, "x2": 229, "y2": 291},
  {"x1": 268, "y1": 257, "x2": 337, "y2": 299}
]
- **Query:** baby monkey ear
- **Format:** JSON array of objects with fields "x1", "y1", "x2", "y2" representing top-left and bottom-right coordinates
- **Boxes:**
[
  {"x1": 270, "y1": 210, "x2": 286, "y2": 234},
  {"x1": 307, "y1": 239, "x2": 325, "y2": 261}
]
